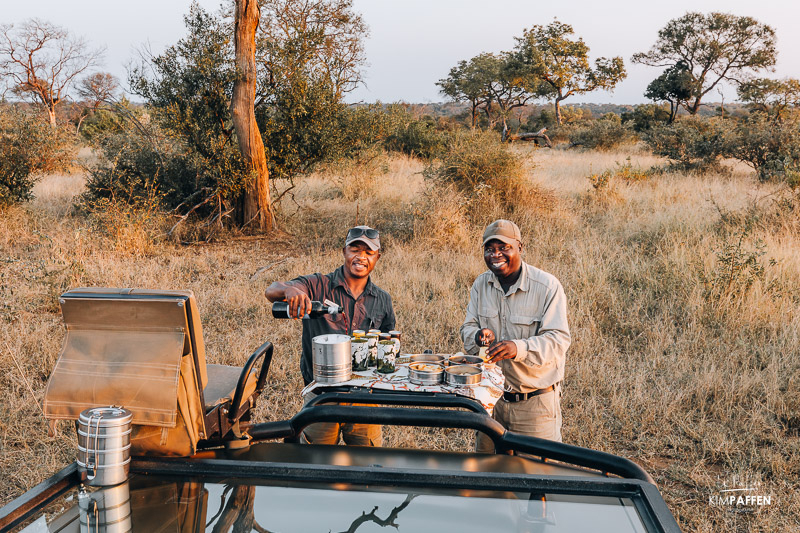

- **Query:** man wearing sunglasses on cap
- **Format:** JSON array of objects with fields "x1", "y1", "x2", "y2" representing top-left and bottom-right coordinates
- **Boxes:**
[
  {"x1": 460, "y1": 219, "x2": 570, "y2": 450},
  {"x1": 265, "y1": 225, "x2": 395, "y2": 446}
]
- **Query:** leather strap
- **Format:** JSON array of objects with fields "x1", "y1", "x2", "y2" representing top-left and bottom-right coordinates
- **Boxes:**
[{"x1": 502, "y1": 384, "x2": 555, "y2": 402}]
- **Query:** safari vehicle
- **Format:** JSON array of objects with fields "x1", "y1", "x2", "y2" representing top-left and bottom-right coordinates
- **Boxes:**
[{"x1": 0, "y1": 289, "x2": 682, "y2": 533}]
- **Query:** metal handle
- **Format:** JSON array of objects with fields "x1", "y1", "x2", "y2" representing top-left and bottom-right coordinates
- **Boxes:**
[{"x1": 86, "y1": 412, "x2": 103, "y2": 481}]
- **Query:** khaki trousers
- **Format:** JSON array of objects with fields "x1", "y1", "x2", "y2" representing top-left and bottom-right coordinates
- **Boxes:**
[
  {"x1": 301, "y1": 391, "x2": 383, "y2": 446},
  {"x1": 476, "y1": 383, "x2": 562, "y2": 453}
]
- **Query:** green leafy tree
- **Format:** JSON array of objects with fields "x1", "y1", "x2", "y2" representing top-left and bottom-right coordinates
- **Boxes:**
[
  {"x1": 258, "y1": 0, "x2": 368, "y2": 99},
  {"x1": 632, "y1": 12, "x2": 777, "y2": 115},
  {"x1": 644, "y1": 61, "x2": 693, "y2": 122},
  {"x1": 437, "y1": 55, "x2": 494, "y2": 129},
  {"x1": 514, "y1": 20, "x2": 626, "y2": 125},
  {"x1": 120, "y1": 5, "x2": 250, "y2": 225},
  {"x1": 737, "y1": 77, "x2": 800, "y2": 120},
  {"x1": 0, "y1": 106, "x2": 75, "y2": 206}
]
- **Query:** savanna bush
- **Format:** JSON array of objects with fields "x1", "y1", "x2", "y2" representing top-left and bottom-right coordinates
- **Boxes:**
[
  {"x1": 82, "y1": 121, "x2": 249, "y2": 239},
  {"x1": 643, "y1": 116, "x2": 730, "y2": 173},
  {"x1": 384, "y1": 114, "x2": 448, "y2": 160},
  {"x1": 587, "y1": 158, "x2": 649, "y2": 191},
  {"x1": 422, "y1": 130, "x2": 529, "y2": 209},
  {"x1": 724, "y1": 111, "x2": 800, "y2": 182},
  {"x1": 621, "y1": 103, "x2": 672, "y2": 132},
  {"x1": 0, "y1": 107, "x2": 76, "y2": 206},
  {"x1": 568, "y1": 113, "x2": 637, "y2": 150}
]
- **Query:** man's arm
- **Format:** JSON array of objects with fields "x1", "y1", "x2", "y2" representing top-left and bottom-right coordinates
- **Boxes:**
[{"x1": 265, "y1": 280, "x2": 312, "y2": 319}]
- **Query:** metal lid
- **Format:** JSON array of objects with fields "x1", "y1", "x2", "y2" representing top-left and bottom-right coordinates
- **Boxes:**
[
  {"x1": 312, "y1": 334, "x2": 352, "y2": 345},
  {"x1": 78, "y1": 406, "x2": 133, "y2": 427}
]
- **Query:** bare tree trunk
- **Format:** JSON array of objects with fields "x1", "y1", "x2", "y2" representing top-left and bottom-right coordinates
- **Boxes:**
[
  {"x1": 47, "y1": 106, "x2": 57, "y2": 127},
  {"x1": 231, "y1": 0, "x2": 273, "y2": 232},
  {"x1": 554, "y1": 97, "x2": 564, "y2": 126},
  {"x1": 470, "y1": 100, "x2": 477, "y2": 129}
]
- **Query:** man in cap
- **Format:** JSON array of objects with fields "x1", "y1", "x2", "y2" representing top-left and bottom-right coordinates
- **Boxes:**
[
  {"x1": 265, "y1": 225, "x2": 395, "y2": 446},
  {"x1": 460, "y1": 219, "x2": 570, "y2": 450}
]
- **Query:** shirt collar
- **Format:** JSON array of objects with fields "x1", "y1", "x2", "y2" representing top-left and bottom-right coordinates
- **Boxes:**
[
  {"x1": 488, "y1": 262, "x2": 529, "y2": 295},
  {"x1": 332, "y1": 266, "x2": 377, "y2": 298}
]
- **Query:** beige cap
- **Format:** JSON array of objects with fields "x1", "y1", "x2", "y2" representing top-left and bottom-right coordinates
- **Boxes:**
[
  {"x1": 345, "y1": 225, "x2": 380, "y2": 251},
  {"x1": 482, "y1": 219, "x2": 522, "y2": 246}
]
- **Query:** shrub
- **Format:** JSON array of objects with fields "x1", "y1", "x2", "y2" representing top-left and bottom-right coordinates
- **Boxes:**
[
  {"x1": 423, "y1": 130, "x2": 528, "y2": 208},
  {"x1": 568, "y1": 113, "x2": 637, "y2": 150},
  {"x1": 83, "y1": 121, "x2": 249, "y2": 232},
  {"x1": 700, "y1": 222, "x2": 774, "y2": 308},
  {"x1": 621, "y1": 103, "x2": 672, "y2": 132},
  {"x1": 644, "y1": 116, "x2": 730, "y2": 173},
  {"x1": 587, "y1": 158, "x2": 649, "y2": 192},
  {"x1": 0, "y1": 107, "x2": 75, "y2": 206},
  {"x1": 724, "y1": 111, "x2": 800, "y2": 182},
  {"x1": 385, "y1": 114, "x2": 448, "y2": 160}
]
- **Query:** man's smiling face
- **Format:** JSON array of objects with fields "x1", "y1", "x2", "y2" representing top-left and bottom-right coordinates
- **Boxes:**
[
  {"x1": 483, "y1": 238, "x2": 522, "y2": 280},
  {"x1": 343, "y1": 242, "x2": 380, "y2": 279}
]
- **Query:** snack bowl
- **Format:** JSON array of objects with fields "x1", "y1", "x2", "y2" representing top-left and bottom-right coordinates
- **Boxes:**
[
  {"x1": 408, "y1": 353, "x2": 447, "y2": 366},
  {"x1": 408, "y1": 362, "x2": 444, "y2": 385},
  {"x1": 444, "y1": 364, "x2": 481, "y2": 386},
  {"x1": 447, "y1": 354, "x2": 483, "y2": 367}
]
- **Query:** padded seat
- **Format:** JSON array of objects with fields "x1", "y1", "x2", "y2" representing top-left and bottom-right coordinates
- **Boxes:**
[{"x1": 204, "y1": 365, "x2": 258, "y2": 411}]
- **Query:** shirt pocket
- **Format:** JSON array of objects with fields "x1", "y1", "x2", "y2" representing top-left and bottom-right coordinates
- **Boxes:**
[
  {"x1": 509, "y1": 314, "x2": 541, "y2": 339},
  {"x1": 477, "y1": 307, "x2": 500, "y2": 334},
  {"x1": 368, "y1": 313, "x2": 385, "y2": 330}
]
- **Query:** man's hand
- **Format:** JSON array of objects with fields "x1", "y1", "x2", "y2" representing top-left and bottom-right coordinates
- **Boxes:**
[
  {"x1": 284, "y1": 286, "x2": 312, "y2": 319},
  {"x1": 475, "y1": 328, "x2": 496, "y2": 347},
  {"x1": 486, "y1": 340, "x2": 517, "y2": 363}
]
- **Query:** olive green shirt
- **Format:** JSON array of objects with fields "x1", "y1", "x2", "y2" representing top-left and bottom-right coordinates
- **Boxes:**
[{"x1": 460, "y1": 262, "x2": 570, "y2": 393}]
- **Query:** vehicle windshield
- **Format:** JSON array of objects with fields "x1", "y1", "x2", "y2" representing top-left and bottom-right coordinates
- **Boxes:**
[{"x1": 19, "y1": 475, "x2": 649, "y2": 533}]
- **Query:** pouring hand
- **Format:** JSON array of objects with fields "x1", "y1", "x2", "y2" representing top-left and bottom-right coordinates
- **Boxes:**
[
  {"x1": 284, "y1": 286, "x2": 311, "y2": 319},
  {"x1": 486, "y1": 340, "x2": 517, "y2": 363},
  {"x1": 475, "y1": 328, "x2": 496, "y2": 347}
]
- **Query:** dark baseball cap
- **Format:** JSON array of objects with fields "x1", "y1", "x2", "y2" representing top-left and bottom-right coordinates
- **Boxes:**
[
  {"x1": 482, "y1": 219, "x2": 522, "y2": 246},
  {"x1": 345, "y1": 226, "x2": 380, "y2": 251}
]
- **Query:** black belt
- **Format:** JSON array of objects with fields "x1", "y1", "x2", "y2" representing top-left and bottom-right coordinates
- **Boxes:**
[{"x1": 503, "y1": 384, "x2": 555, "y2": 402}]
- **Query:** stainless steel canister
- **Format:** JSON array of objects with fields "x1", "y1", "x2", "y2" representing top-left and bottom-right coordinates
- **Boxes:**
[
  {"x1": 312, "y1": 334, "x2": 352, "y2": 384},
  {"x1": 78, "y1": 482, "x2": 132, "y2": 533},
  {"x1": 77, "y1": 407, "x2": 133, "y2": 487}
]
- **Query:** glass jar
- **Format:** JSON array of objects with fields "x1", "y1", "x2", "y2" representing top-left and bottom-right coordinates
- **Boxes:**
[
  {"x1": 351, "y1": 337, "x2": 370, "y2": 371},
  {"x1": 377, "y1": 340, "x2": 398, "y2": 374},
  {"x1": 365, "y1": 333, "x2": 378, "y2": 367}
]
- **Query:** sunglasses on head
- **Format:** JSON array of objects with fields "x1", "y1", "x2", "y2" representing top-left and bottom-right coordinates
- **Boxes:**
[{"x1": 347, "y1": 227, "x2": 379, "y2": 240}]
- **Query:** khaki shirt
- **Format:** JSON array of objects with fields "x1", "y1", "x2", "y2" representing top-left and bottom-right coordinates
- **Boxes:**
[{"x1": 460, "y1": 262, "x2": 570, "y2": 393}]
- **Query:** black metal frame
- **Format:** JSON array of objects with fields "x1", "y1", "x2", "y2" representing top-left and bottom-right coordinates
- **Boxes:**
[{"x1": 249, "y1": 389, "x2": 655, "y2": 483}]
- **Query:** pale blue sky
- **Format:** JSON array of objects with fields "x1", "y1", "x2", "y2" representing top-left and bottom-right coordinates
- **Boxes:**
[{"x1": 2, "y1": 0, "x2": 798, "y2": 105}]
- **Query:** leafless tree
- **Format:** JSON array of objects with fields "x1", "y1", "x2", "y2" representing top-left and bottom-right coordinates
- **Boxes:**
[
  {"x1": 0, "y1": 19, "x2": 103, "y2": 126},
  {"x1": 75, "y1": 71, "x2": 119, "y2": 132}
]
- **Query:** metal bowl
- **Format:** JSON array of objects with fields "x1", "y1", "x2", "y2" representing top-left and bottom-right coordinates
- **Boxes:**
[
  {"x1": 444, "y1": 364, "x2": 481, "y2": 386},
  {"x1": 447, "y1": 354, "x2": 483, "y2": 367},
  {"x1": 408, "y1": 354, "x2": 446, "y2": 366},
  {"x1": 408, "y1": 362, "x2": 444, "y2": 385}
]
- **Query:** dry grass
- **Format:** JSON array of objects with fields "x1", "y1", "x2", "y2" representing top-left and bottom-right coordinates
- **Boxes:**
[{"x1": 2, "y1": 147, "x2": 799, "y2": 531}]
